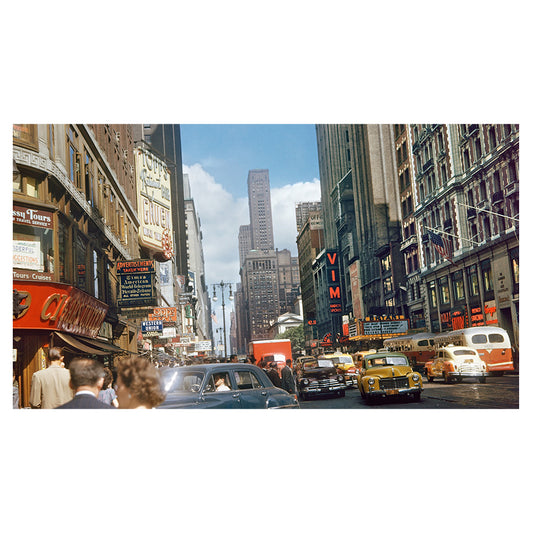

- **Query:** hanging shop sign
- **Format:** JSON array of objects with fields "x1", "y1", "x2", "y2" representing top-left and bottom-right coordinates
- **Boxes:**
[
  {"x1": 149, "y1": 307, "x2": 178, "y2": 322},
  {"x1": 13, "y1": 281, "x2": 108, "y2": 338},
  {"x1": 117, "y1": 260, "x2": 157, "y2": 308},
  {"x1": 135, "y1": 147, "x2": 173, "y2": 260},
  {"x1": 326, "y1": 250, "x2": 342, "y2": 314}
]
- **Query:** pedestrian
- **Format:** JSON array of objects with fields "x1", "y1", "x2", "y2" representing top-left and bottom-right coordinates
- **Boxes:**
[
  {"x1": 229, "y1": 354, "x2": 238, "y2": 363},
  {"x1": 115, "y1": 357, "x2": 165, "y2": 409},
  {"x1": 30, "y1": 347, "x2": 74, "y2": 409},
  {"x1": 13, "y1": 371, "x2": 20, "y2": 409},
  {"x1": 98, "y1": 367, "x2": 119, "y2": 407},
  {"x1": 56, "y1": 357, "x2": 114, "y2": 409},
  {"x1": 267, "y1": 361, "x2": 283, "y2": 388},
  {"x1": 280, "y1": 359, "x2": 296, "y2": 394}
]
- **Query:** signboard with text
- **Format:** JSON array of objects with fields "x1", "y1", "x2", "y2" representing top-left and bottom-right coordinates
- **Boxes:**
[{"x1": 117, "y1": 260, "x2": 157, "y2": 308}]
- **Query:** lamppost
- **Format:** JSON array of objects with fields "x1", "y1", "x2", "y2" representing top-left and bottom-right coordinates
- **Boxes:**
[{"x1": 212, "y1": 281, "x2": 233, "y2": 361}]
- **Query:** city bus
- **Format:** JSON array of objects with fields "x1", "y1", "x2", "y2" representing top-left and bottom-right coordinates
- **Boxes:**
[
  {"x1": 433, "y1": 326, "x2": 513, "y2": 375},
  {"x1": 383, "y1": 332, "x2": 436, "y2": 371}
]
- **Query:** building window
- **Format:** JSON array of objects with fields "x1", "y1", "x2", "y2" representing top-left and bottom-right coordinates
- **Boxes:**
[
  {"x1": 452, "y1": 271, "x2": 465, "y2": 301},
  {"x1": 26, "y1": 176, "x2": 40, "y2": 198},
  {"x1": 13, "y1": 212, "x2": 54, "y2": 275},
  {"x1": 463, "y1": 149, "x2": 470, "y2": 170},
  {"x1": 58, "y1": 216, "x2": 69, "y2": 283},
  {"x1": 480, "y1": 259, "x2": 493, "y2": 294},
  {"x1": 48, "y1": 125, "x2": 55, "y2": 160},
  {"x1": 489, "y1": 127, "x2": 497, "y2": 150},
  {"x1": 380, "y1": 255, "x2": 391, "y2": 273},
  {"x1": 75, "y1": 233, "x2": 88, "y2": 291},
  {"x1": 475, "y1": 138, "x2": 482, "y2": 160},
  {"x1": 428, "y1": 280, "x2": 437, "y2": 308},
  {"x1": 438, "y1": 276, "x2": 450, "y2": 305},
  {"x1": 510, "y1": 247, "x2": 519, "y2": 291},
  {"x1": 467, "y1": 265, "x2": 480, "y2": 297},
  {"x1": 480, "y1": 181, "x2": 487, "y2": 201}
]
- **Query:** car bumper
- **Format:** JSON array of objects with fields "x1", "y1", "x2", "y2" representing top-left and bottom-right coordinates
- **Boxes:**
[
  {"x1": 448, "y1": 371, "x2": 489, "y2": 378},
  {"x1": 301, "y1": 384, "x2": 346, "y2": 396},
  {"x1": 366, "y1": 387, "x2": 422, "y2": 398}
]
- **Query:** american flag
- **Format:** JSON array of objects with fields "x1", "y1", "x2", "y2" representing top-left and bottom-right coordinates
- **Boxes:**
[{"x1": 428, "y1": 230, "x2": 454, "y2": 264}]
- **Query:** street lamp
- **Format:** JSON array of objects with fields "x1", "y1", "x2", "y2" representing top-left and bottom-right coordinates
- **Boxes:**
[{"x1": 212, "y1": 281, "x2": 233, "y2": 361}]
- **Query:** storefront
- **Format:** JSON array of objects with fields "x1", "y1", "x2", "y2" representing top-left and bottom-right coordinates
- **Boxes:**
[{"x1": 13, "y1": 280, "x2": 123, "y2": 408}]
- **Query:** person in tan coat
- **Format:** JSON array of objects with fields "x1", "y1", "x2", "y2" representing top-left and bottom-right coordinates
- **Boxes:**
[{"x1": 29, "y1": 347, "x2": 73, "y2": 409}]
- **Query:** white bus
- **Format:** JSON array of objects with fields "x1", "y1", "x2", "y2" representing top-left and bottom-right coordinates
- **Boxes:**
[
  {"x1": 383, "y1": 332, "x2": 436, "y2": 371},
  {"x1": 433, "y1": 326, "x2": 513, "y2": 375}
]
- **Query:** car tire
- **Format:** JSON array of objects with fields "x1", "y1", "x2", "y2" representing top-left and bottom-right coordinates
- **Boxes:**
[
  {"x1": 413, "y1": 391, "x2": 421, "y2": 402},
  {"x1": 456, "y1": 376, "x2": 463, "y2": 383},
  {"x1": 444, "y1": 372, "x2": 451, "y2": 384},
  {"x1": 427, "y1": 374, "x2": 434, "y2": 383},
  {"x1": 338, "y1": 390, "x2": 345, "y2": 398},
  {"x1": 478, "y1": 376, "x2": 486, "y2": 384}
]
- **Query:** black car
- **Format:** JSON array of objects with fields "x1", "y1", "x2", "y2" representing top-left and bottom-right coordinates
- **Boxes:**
[
  {"x1": 295, "y1": 358, "x2": 346, "y2": 400},
  {"x1": 157, "y1": 363, "x2": 299, "y2": 409}
]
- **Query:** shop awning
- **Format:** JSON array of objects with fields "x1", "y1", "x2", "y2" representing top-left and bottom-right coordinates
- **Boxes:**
[
  {"x1": 76, "y1": 336, "x2": 123, "y2": 353},
  {"x1": 55, "y1": 332, "x2": 108, "y2": 355}
]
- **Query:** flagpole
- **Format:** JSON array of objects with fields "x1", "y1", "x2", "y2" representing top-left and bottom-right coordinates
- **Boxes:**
[{"x1": 423, "y1": 225, "x2": 480, "y2": 246}]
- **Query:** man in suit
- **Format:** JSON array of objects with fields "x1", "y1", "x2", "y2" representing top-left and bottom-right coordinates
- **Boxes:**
[
  {"x1": 56, "y1": 357, "x2": 114, "y2": 409},
  {"x1": 30, "y1": 347, "x2": 73, "y2": 409}
]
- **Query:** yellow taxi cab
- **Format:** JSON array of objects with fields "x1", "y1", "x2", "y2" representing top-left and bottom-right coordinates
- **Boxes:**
[
  {"x1": 320, "y1": 352, "x2": 357, "y2": 387},
  {"x1": 425, "y1": 344, "x2": 488, "y2": 384},
  {"x1": 357, "y1": 351, "x2": 423, "y2": 403}
]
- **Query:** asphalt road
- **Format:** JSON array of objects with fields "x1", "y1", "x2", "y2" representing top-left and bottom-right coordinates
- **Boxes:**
[{"x1": 298, "y1": 374, "x2": 519, "y2": 409}]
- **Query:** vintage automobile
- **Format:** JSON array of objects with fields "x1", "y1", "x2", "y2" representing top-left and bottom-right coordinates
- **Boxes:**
[
  {"x1": 425, "y1": 345, "x2": 488, "y2": 383},
  {"x1": 157, "y1": 363, "x2": 299, "y2": 409},
  {"x1": 357, "y1": 351, "x2": 423, "y2": 403},
  {"x1": 295, "y1": 358, "x2": 346, "y2": 400},
  {"x1": 320, "y1": 352, "x2": 357, "y2": 387}
]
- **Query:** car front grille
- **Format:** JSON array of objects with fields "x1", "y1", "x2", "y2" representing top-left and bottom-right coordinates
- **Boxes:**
[
  {"x1": 379, "y1": 377, "x2": 409, "y2": 390},
  {"x1": 316, "y1": 377, "x2": 341, "y2": 387}
]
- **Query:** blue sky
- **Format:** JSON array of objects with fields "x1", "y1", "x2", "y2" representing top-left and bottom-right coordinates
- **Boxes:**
[{"x1": 181, "y1": 124, "x2": 320, "y2": 197}]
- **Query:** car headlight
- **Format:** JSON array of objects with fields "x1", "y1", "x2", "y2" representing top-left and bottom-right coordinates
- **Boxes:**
[
  {"x1": 412, "y1": 374, "x2": 419, "y2": 382},
  {"x1": 303, "y1": 379, "x2": 309, "y2": 385},
  {"x1": 368, "y1": 377, "x2": 375, "y2": 385},
  {"x1": 338, "y1": 375, "x2": 344, "y2": 381}
]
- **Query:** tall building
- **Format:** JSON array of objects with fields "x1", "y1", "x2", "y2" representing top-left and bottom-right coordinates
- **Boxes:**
[
  {"x1": 295, "y1": 201, "x2": 322, "y2": 232},
  {"x1": 183, "y1": 174, "x2": 212, "y2": 344},
  {"x1": 315, "y1": 124, "x2": 404, "y2": 344},
  {"x1": 247, "y1": 169, "x2": 275, "y2": 250},
  {"x1": 296, "y1": 207, "x2": 324, "y2": 350},
  {"x1": 236, "y1": 169, "x2": 300, "y2": 348},
  {"x1": 13, "y1": 124, "x2": 141, "y2": 407}
]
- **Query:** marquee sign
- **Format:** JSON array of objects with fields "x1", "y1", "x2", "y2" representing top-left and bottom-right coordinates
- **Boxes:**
[{"x1": 326, "y1": 250, "x2": 342, "y2": 314}]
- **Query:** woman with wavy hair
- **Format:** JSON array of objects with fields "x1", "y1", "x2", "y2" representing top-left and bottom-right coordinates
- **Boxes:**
[{"x1": 116, "y1": 357, "x2": 165, "y2": 409}]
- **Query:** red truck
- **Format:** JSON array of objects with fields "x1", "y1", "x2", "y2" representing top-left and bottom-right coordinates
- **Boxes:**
[{"x1": 248, "y1": 339, "x2": 292, "y2": 367}]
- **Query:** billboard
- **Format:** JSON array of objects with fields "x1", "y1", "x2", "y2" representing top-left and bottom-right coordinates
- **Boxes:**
[{"x1": 135, "y1": 147, "x2": 173, "y2": 260}]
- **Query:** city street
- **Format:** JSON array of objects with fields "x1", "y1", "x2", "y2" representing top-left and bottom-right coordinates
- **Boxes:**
[{"x1": 298, "y1": 374, "x2": 519, "y2": 409}]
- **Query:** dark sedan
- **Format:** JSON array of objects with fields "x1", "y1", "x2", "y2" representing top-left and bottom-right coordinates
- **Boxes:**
[
  {"x1": 157, "y1": 363, "x2": 299, "y2": 409},
  {"x1": 295, "y1": 358, "x2": 346, "y2": 400}
]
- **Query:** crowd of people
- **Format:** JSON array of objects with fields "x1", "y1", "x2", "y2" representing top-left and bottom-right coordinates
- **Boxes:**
[{"x1": 17, "y1": 347, "x2": 297, "y2": 409}]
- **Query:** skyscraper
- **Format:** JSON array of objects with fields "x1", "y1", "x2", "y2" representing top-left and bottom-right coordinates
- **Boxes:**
[
  {"x1": 247, "y1": 169, "x2": 274, "y2": 250},
  {"x1": 236, "y1": 168, "x2": 300, "y2": 347}
]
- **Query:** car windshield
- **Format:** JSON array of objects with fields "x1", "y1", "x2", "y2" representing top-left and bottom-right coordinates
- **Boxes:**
[
  {"x1": 161, "y1": 369, "x2": 205, "y2": 393},
  {"x1": 317, "y1": 359, "x2": 334, "y2": 368},
  {"x1": 367, "y1": 356, "x2": 409, "y2": 367}
]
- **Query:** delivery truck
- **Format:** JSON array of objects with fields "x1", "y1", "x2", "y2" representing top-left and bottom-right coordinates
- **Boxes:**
[{"x1": 248, "y1": 339, "x2": 292, "y2": 366}]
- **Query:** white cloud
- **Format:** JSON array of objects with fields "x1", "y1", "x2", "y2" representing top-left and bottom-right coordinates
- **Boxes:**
[
  {"x1": 183, "y1": 163, "x2": 248, "y2": 287},
  {"x1": 271, "y1": 179, "x2": 322, "y2": 254}
]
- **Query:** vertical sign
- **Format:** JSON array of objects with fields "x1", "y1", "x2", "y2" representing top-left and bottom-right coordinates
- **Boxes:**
[{"x1": 326, "y1": 250, "x2": 342, "y2": 314}]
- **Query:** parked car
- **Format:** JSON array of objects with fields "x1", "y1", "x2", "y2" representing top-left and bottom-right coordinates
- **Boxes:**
[
  {"x1": 425, "y1": 345, "x2": 488, "y2": 383},
  {"x1": 295, "y1": 358, "x2": 346, "y2": 400},
  {"x1": 357, "y1": 351, "x2": 423, "y2": 403},
  {"x1": 157, "y1": 363, "x2": 299, "y2": 409},
  {"x1": 319, "y1": 353, "x2": 357, "y2": 387}
]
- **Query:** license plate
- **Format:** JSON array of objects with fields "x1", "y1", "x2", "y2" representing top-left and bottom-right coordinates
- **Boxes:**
[
  {"x1": 386, "y1": 389, "x2": 399, "y2": 395},
  {"x1": 465, "y1": 359, "x2": 473, "y2": 363}
]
